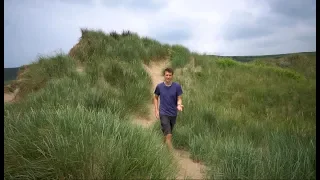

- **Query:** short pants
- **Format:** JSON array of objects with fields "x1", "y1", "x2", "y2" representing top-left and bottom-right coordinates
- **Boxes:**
[{"x1": 160, "y1": 115, "x2": 177, "y2": 136}]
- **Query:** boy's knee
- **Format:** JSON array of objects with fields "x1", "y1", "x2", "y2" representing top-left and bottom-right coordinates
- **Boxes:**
[{"x1": 160, "y1": 115, "x2": 174, "y2": 135}]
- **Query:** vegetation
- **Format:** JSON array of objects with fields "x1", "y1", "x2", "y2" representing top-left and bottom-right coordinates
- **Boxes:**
[
  {"x1": 166, "y1": 52, "x2": 316, "y2": 179},
  {"x1": 249, "y1": 53, "x2": 316, "y2": 79},
  {"x1": 4, "y1": 29, "x2": 316, "y2": 179},
  {"x1": 4, "y1": 29, "x2": 177, "y2": 179},
  {"x1": 212, "y1": 51, "x2": 316, "y2": 62}
]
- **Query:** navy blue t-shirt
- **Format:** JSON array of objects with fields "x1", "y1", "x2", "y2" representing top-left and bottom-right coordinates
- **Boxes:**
[{"x1": 154, "y1": 82, "x2": 183, "y2": 116}]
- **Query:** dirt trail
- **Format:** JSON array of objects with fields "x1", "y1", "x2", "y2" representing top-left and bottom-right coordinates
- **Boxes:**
[
  {"x1": 4, "y1": 93, "x2": 15, "y2": 103},
  {"x1": 132, "y1": 60, "x2": 170, "y2": 127},
  {"x1": 133, "y1": 59, "x2": 207, "y2": 180},
  {"x1": 4, "y1": 88, "x2": 19, "y2": 103}
]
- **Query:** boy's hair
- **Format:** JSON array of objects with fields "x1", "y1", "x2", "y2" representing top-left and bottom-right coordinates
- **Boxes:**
[{"x1": 163, "y1": 67, "x2": 174, "y2": 75}]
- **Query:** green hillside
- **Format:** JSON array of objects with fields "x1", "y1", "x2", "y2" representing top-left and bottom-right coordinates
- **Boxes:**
[
  {"x1": 248, "y1": 53, "x2": 316, "y2": 79},
  {"x1": 212, "y1": 51, "x2": 316, "y2": 62},
  {"x1": 4, "y1": 29, "x2": 316, "y2": 179}
]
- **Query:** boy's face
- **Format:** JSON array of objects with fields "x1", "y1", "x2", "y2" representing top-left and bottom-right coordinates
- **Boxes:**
[{"x1": 164, "y1": 71, "x2": 173, "y2": 83}]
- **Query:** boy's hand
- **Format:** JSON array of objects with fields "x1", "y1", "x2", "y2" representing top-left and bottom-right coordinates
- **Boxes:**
[{"x1": 177, "y1": 104, "x2": 184, "y2": 111}]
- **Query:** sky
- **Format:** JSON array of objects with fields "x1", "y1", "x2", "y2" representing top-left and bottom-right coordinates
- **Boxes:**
[{"x1": 4, "y1": 0, "x2": 316, "y2": 68}]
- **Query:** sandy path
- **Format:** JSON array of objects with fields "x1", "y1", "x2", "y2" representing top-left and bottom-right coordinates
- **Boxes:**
[
  {"x1": 4, "y1": 88, "x2": 19, "y2": 103},
  {"x1": 4, "y1": 93, "x2": 15, "y2": 103},
  {"x1": 175, "y1": 149, "x2": 207, "y2": 179},
  {"x1": 132, "y1": 60, "x2": 169, "y2": 127},
  {"x1": 133, "y1": 59, "x2": 207, "y2": 180}
]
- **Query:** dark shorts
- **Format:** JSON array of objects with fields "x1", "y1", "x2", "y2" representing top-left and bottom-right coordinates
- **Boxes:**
[{"x1": 160, "y1": 115, "x2": 177, "y2": 136}]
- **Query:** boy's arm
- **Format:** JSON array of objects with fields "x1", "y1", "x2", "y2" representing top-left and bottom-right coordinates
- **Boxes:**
[
  {"x1": 177, "y1": 95, "x2": 183, "y2": 111},
  {"x1": 177, "y1": 95, "x2": 182, "y2": 106},
  {"x1": 154, "y1": 85, "x2": 160, "y2": 118},
  {"x1": 154, "y1": 95, "x2": 160, "y2": 118},
  {"x1": 154, "y1": 95, "x2": 159, "y2": 111},
  {"x1": 177, "y1": 84, "x2": 183, "y2": 111}
]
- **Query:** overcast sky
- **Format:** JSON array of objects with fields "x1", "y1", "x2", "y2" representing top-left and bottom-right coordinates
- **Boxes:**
[{"x1": 4, "y1": 0, "x2": 316, "y2": 68}]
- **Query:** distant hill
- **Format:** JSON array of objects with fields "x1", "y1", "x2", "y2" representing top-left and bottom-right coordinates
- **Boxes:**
[
  {"x1": 247, "y1": 52, "x2": 316, "y2": 79},
  {"x1": 209, "y1": 51, "x2": 316, "y2": 62},
  {"x1": 4, "y1": 67, "x2": 19, "y2": 84}
]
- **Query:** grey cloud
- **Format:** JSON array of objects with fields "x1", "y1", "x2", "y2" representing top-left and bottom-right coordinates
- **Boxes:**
[
  {"x1": 222, "y1": 11, "x2": 274, "y2": 41},
  {"x1": 103, "y1": 0, "x2": 167, "y2": 11},
  {"x1": 245, "y1": 31, "x2": 316, "y2": 54},
  {"x1": 4, "y1": 1, "x2": 80, "y2": 67},
  {"x1": 295, "y1": 34, "x2": 316, "y2": 44},
  {"x1": 26, "y1": 0, "x2": 167, "y2": 10},
  {"x1": 235, "y1": 29, "x2": 316, "y2": 55},
  {"x1": 222, "y1": 7, "x2": 310, "y2": 42},
  {"x1": 258, "y1": 14, "x2": 297, "y2": 27},
  {"x1": 155, "y1": 29, "x2": 192, "y2": 43},
  {"x1": 255, "y1": 41, "x2": 315, "y2": 55},
  {"x1": 221, "y1": 0, "x2": 316, "y2": 53},
  {"x1": 253, "y1": 40, "x2": 278, "y2": 49},
  {"x1": 223, "y1": 25, "x2": 274, "y2": 41},
  {"x1": 59, "y1": 0, "x2": 93, "y2": 6},
  {"x1": 267, "y1": 0, "x2": 316, "y2": 19},
  {"x1": 219, "y1": 3, "x2": 316, "y2": 55},
  {"x1": 149, "y1": 20, "x2": 193, "y2": 44}
]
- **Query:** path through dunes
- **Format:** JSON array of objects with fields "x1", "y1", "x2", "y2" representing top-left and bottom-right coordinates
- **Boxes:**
[
  {"x1": 133, "y1": 59, "x2": 207, "y2": 179},
  {"x1": 4, "y1": 88, "x2": 19, "y2": 103},
  {"x1": 132, "y1": 59, "x2": 170, "y2": 127},
  {"x1": 4, "y1": 93, "x2": 15, "y2": 103}
]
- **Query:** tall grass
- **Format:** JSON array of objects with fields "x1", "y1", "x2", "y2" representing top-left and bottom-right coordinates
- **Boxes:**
[
  {"x1": 12, "y1": 53, "x2": 76, "y2": 98},
  {"x1": 5, "y1": 102, "x2": 177, "y2": 179},
  {"x1": 171, "y1": 54, "x2": 316, "y2": 179},
  {"x1": 170, "y1": 45, "x2": 191, "y2": 69},
  {"x1": 4, "y1": 29, "x2": 178, "y2": 179}
]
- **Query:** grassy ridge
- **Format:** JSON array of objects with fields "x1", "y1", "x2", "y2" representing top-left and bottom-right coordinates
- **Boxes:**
[
  {"x1": 249, "y1": 53, "x2": 316, "y2": 79},
  {"x1": 168, "y1": 52, "x2": 316, "y2": 179},
  {"x1": 4, "y1": 29, "x2": 178, "y2": 179},
  {"x1": 4, "y1": 51, "x2": 315, "y2": 82},
  {"x1": 213, "y1": 51, "x2": 316, "y2": 62}
]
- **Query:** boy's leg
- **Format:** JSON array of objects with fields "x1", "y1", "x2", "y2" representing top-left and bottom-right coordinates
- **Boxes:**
[
  {"x1": 169, "y1": 116, "x2": 177, "y2": 132},
  {"x1": 166, "y1": 116, "x2": 177, "y2": 150},
  {"x1": 160, "y1": 115, "x2": 173, "y2": 149}
]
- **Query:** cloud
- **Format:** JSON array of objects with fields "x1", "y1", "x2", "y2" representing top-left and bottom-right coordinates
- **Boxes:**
[
  {"x1": 102, "y1": 0, "x2": 167, "y2": 11},
  {"x1": 154, "y1": 29, "x2": 192, "y2": 44},
  {"x1": 148, "y1": 20, "x2": 193, "y2": 44},
  {"x1": 4, "y1": 0, "x2": 316, "y2": 67},
  {"x1": 267, "y1": 0, "x2": 316, "y2": 19},
  {"x1": 59, "y1": 0, "x2": 94, "y2": 6},
  {"x1": 222, "y1": 11, "x2": 274, "y2": 41},
  {"x1": 217, "y1": 0, "x2": 316, "y2": 55}
]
